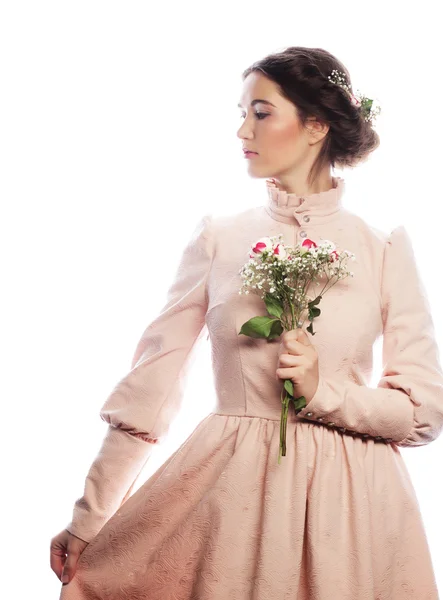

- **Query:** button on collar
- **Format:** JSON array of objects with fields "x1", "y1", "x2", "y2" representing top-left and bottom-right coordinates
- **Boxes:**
[{"x1": 264, "y1": 177, "x2": 345, "y2": 225}]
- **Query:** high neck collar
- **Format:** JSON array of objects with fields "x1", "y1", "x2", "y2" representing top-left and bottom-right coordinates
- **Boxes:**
[{"x1": 264, "y1": 176, "x2": 345, "y2": 224}]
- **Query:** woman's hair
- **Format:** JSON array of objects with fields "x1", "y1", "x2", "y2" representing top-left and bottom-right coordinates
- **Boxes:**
[{"x1": 242, "y1": 46, "x2": 380, "y2": 185}]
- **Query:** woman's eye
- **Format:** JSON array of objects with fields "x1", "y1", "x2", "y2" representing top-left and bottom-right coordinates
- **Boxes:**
[{"x1": 240, "y1": 112, "x2": 269, "y2": 120}]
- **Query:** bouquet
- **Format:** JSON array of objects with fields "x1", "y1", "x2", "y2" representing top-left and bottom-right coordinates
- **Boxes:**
[{"x1": 238, "y1": 234, "x2": 355, "y2": 464}]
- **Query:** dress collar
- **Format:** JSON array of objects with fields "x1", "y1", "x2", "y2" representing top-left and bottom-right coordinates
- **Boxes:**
[{"x1": 264, "y1": 175, "x2": 345, "y2": 224}]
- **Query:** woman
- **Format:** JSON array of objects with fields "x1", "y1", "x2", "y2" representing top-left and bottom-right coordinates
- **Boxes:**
[{"x1": 50, "y1": 46, "x2": 443, "y2": 599}]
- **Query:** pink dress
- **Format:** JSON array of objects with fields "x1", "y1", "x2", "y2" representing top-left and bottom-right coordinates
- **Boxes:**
[{"x1": 59, "y1": 176, "x2": 442, "y2": 599}]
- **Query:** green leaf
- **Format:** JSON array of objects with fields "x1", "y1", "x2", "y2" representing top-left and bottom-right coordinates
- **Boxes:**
[
  {"x1": 283, "y1": 378, "x2": 294, "y2": 397},
  {"x1": 238, "y1": 316, "x2": 281, "y2": 339},
  {"x1": 308, "y1": 295, "x2": 322, "y2": 307},
  {"x1": 307, "y1": 296, "x2": 321, "y2": 324},
  {"x1": 267, "y1": 318, "x2": 284, "y2": 340},
  {"x1": 309, "y1": 306, "x2": 321, "y2": 318},
  {"x1": 264, "y1": 293, "x2": 284, "y2": 319},
  {"x1": 292, "y1": 395, "x2": 307, "y2": 411},
  {"x1": 307, "y1": 321, "x2": 316, "y2": 335}
]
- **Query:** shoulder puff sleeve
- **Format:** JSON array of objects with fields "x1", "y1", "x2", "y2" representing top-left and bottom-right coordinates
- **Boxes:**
[
  {"x1": 65, "y1": 213, "x2": 215, "y2": 543},
  {"x1": 297, "y1": 225, "x2": 443, "y2": 447}
]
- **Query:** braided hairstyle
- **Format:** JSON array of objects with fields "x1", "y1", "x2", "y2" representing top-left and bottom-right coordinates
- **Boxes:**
[{"x1": 242, "y1": 46, "x2": 380, "y2": 185}]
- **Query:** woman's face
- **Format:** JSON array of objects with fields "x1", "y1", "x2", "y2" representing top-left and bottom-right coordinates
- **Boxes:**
[{"x1": 237, "y1": 71, "x2": 323, "y2": 179}]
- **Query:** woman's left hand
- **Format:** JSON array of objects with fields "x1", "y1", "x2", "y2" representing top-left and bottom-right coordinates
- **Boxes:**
[{"x1": 276, "y1": 326, "x2": 320, "y2": 404}]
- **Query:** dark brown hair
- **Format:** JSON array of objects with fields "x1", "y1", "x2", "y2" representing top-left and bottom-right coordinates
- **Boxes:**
[{"x1": 242, "y1": 46, "x2": 380, "y2": 185}]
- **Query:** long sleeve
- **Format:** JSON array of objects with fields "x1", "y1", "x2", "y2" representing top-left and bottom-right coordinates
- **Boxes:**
[
  {"x1": 65, "y1": 214, "x2": 215, "y2": 543},
  {"x1": 297, "y1": 225, "x2": 443, "y2": 447}
]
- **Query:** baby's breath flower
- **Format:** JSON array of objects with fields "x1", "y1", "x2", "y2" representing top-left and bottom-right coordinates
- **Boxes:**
[{"x1": 239, "y1": 235, "x2": 355, "y2": 326}]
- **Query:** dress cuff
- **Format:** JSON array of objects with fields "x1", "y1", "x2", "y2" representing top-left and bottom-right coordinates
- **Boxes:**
[{"x1": 297, "y1": 375, "x2": 328, "y2": 419}]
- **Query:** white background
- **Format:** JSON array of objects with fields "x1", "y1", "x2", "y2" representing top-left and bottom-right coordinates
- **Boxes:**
[{"x1": 1, "y1": 0, "x2": 442, "y2": 597}]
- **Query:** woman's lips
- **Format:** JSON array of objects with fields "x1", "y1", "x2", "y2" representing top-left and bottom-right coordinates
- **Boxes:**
[{"x1": 244, "y1": 151, "x2": 258, "y2": 158}]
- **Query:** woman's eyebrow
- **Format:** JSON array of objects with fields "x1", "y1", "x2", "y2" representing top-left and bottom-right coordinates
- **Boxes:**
[{"x1": 237, "y1": 99, "x2": 277, "y2": 108}]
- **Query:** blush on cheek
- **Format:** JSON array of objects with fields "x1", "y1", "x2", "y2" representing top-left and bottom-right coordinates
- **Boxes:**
[{"x1": 267, "y1": 122, "x2": 301, "y2": 158}]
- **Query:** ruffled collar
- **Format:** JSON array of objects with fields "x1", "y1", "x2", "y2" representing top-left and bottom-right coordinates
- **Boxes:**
[{"x1": 264, "y1": 176, "x2": 345, "y2": 224}]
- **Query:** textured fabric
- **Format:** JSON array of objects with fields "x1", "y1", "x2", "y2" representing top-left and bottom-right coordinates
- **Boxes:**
[{"x1": 60, "y1": 176, "x2": 442, "y2": 599}]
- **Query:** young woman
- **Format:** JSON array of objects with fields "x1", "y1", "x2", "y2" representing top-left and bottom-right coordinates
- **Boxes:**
[{"x1": 51, "y1": 46, "x2": 443, "y2": 599}]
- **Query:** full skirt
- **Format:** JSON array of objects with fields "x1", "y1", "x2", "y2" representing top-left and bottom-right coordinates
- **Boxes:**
[{"x1": 59, "y1": 413, "x2": 439, "y2": 600}]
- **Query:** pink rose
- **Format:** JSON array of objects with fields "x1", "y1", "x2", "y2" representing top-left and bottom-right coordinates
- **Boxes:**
[
  {"x1": 250, "y1": 236, "x2": 273, "y2": 258},
  {"x1": 300, "y1": 238, "x2": 318, "y2": 252},
  {"x1": 273, "y1": 243, "x2": 287, "y2": 259}
]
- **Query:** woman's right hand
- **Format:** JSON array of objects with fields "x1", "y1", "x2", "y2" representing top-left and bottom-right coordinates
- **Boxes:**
[{"x1": 50, "y1": 528, "x2": 89, "y2": 584}]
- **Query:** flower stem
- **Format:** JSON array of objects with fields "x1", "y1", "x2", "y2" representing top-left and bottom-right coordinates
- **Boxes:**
[{"x1": 279, "y1": 386, "x2": 290, "y2": 464}]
